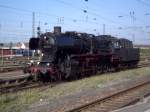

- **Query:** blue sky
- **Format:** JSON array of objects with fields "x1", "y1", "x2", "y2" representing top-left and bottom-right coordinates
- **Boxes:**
[{"x1": 0, "y1": 0, "x2": 150, "y2": 44}]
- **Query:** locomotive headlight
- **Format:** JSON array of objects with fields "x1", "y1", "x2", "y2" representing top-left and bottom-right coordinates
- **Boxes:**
[
  {"x1": 37, "y1": 62, "x2": 40, "y2": 65},
  {"x1": 44, "y1": 36, "x2": 47, "y2": 39},
  {"x1": 47, "y1": 63, "x2": 50, "y2": 66},
  {"x1": 30, "y1": 60, "x2": 34, "y2": 63}
]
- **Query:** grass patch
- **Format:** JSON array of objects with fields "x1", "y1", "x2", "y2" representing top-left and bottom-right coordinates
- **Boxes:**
[
  {"x1": 140, "y1": 48, "x2": 150, "y2": 57},
  {"x1": 0, "y1": 67, "x2": 150, "y2": 112}
]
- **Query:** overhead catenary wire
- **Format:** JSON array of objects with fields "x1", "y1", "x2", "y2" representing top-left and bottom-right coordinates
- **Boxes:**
[
  {"x1": 80, "y1": 0, "x2": 150, "y2": 29},
  {"x1": 0, "y1": 5, "x2": 94, "y2": 34},
  {"x1": 55, "y1": 0, "x2": 150, "y2": 41},
  {"x1": 0, "y1": 1, "x2": 150, "y2": 42},
  {"x1": 0, "y1": 1, "x2": 149, "y2": 29},
  {"x1": 0, "y1": 4, "x2": 98, "y2": 25},
  {"x1": 53, "y1": 0, "x2": 150, "y2": 39},
  {"x1": 136, "y1": 0, "x2": 150, "y2": 8},
  {"x1": 0, "y1": 2, "x2": 141, "y2": 31},
  {"x1": 54, "y1": 0, "x2": 127, "y2": 26},
  {"x1": 0, "y1": 3, "x2": 105, "y2": 37}
]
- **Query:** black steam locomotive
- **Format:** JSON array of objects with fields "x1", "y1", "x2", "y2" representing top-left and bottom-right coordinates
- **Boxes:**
[{"x1": 24, "y1": 27, "x2": 139, "y2": 81}]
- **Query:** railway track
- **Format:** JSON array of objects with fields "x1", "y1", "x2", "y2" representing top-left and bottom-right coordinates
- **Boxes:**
[
  {"x1": 0, "y1": 74, "x2": 59, "y2": 94},
  {"x1": 0, "y1": 62, "x2": 150, "y2": 95},
  {"x1": 0, "y1": 65, "x2": 24, "y2": 73},
  {"x1": 0, "y1": 81, "x2": 56, "y2": 94},
  {"x1": 138, "y1": 61, "x2": 150, "y2": 67},
  {"x1": 0, "y1": 57, "x2": 39, "y2": 73},
  {"x1": 0, "y1": 75, "x2": 32, "y2": 94},
  {"x1": 66, "y1": 79, "x2": 150, "y2": 112},
  {"x1": 140, "y1": 56, "x2": 150, "y2": 61}
]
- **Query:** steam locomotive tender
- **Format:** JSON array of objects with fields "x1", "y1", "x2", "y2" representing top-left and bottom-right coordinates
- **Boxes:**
[{"x1": 25, "y1": 27, "x2": 139, "y2": 81}]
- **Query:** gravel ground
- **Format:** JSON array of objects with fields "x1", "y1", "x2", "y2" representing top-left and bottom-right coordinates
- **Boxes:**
[{"x1": 26, "y1": 74, "x2": 150, "y2": 112}]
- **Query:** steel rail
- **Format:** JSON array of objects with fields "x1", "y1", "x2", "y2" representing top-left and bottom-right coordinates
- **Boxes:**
[{"x1": 66, "y1": 79, "x2": 150, "y2": 112}]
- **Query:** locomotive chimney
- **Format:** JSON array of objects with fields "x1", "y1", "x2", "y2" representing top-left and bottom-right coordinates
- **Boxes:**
[{"x1": 54, "y1": 26, "x2": 61, "y2": 35}]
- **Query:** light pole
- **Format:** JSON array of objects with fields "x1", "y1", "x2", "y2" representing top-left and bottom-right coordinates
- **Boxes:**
[
  {"x1": 44, "y1": 22, "x2": 48, "y2": 32},
  {"x1": 83, "y1": 0, "x2": 88, "y2": 22},
  {"x1": 130, "y1": 11, "x2": 136, "y2": 43},
  {"x1": 103, "y1": 24, "x2": 106, "y2": 35},
  {"x1": 1, "y1": 46, "x2": 3, "y2": 65},
  {"x1": 9, "y1": 42, "x2": 13, "y2": 58},
  {"x1": 28, "y1": 44, "x2": 30, "y2": 60},
  {"x1": 57, "y1": 17, "x2": 64, "y2": 24},
  {"x1": 0, "y1": 24, "x2": 3, "y2": 65}
]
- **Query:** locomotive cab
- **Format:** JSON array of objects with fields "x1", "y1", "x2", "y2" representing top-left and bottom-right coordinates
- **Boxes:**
[{"x1": 96, "y1": 35, "x2": 120, "y2": 54}]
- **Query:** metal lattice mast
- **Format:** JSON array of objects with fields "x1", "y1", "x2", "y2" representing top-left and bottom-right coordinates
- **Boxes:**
[{"x1": 32, "y1": 12, "x2": 35, "y2": 38}]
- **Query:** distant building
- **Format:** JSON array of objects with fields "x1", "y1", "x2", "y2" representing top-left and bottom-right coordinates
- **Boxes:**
[
  {"x1": 14, "y1": 42, "x2": 28, "y2": 49},
  {"x1": 0, "y1": 42, "x2": 32, "y2": 57}
]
